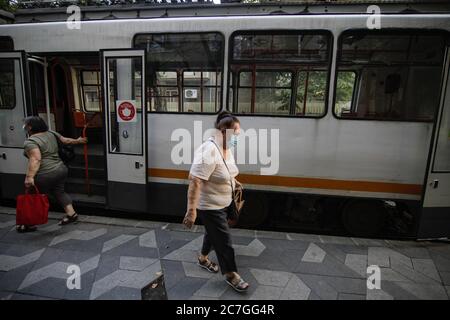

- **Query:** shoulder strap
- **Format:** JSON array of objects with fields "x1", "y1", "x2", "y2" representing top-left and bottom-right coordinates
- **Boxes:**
[
  {"x1": 209, "y1": 139, "x2": 234, "y2": 193},
  {"x1": 48, "y1": 130, "x2": 62, "y2": 147}
]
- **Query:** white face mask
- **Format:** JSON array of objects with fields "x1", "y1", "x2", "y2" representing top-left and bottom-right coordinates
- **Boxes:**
[
  {"x1": 229, "y1": 134, "x2": 238, "y2": 147},
  {"x1": 227, "y1": 134, "x2": 238, "y2": 148}
]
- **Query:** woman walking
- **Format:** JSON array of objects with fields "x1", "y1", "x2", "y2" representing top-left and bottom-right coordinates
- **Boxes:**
[
  {"x1": 183, "y1": 110, "x2": 249, "y2": 293},
  {"x1": 18, "y1": 116, "x2": 87, "y2": 233}
]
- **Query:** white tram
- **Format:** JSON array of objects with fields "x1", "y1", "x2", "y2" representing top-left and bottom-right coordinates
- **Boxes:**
[{"x1": 0, "y1": 1, "x2": 449, "y2": 239}]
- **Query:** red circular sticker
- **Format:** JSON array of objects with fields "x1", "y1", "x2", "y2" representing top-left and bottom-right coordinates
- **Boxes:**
[{"x1": 118, "y1": 101, "x2": 136, "y2": 121}]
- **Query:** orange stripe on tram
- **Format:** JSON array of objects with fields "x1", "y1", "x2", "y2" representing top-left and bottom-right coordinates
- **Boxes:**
[{"x1": 147, "y1": 168, "x2": 422, "y2": 195}]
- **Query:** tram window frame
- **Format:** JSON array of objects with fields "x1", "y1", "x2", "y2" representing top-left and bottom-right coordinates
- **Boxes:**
[
  {"x1": 332, "y1": 29, "x2": 449, "y2": 122},
  {"x1": 133, "y1": 32, "x2": 225, "y2": 115},
  {"x1": 80, "y1": 69, "x2": 101, "y2": 113},
  {"x1": 0, "y1": 58, "x2": 16, "y2": 110},
  {"x1": 228, "y1": 30, "x2": 333, "y2": 118}
]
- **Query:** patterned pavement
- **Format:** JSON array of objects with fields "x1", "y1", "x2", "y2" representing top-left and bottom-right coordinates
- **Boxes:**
[{"x1": 0, "y1": 206, "x2": 450, "y2": 300}]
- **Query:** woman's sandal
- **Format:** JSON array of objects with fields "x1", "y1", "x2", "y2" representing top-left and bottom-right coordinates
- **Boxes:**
[
  {"x1": 226, "y1": 276, "x2": 249, "y2": 293},
  {"x1": 197, "y1": 257, "x2": 219, "y2": 273},
  {"x1": 16, "y1": 225, "x2": 37, "y2": 233},
  {"x1": 59, "y1": 213, "x2": 78, "y2": 226}
]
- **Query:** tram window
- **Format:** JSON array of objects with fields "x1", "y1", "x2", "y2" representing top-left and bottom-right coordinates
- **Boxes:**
[
  {"x1": 335, "y1": 71, "x2": 357, "y2": 116},
  {"x1": 296, "y1": 71, "x2": 327, "y2": 116},
  {"x1": 233, "y1": 33, "x2": 329, "y2": 62},
  {"x1": 0, "y1": 59, "x2": 15, "y2": 109},
  {"x1": 334, "y1": 31, "x2": 446, "y2": 121},
  {"x1": 80, "y1": 70, "x2": 101, "y2": 112},
  {"x1": 183, "y1": 71, "x2": 221, "y2": 113},
  {"x1": 107, "y1": 58, "x2": 143, "y2": 155},
  {"x1": 150, "y1": 71, "x2": 178, "y2": 112},
  {"x1": 433, "y1": 99, "x2": 450, "y2": 172},
  {"x1": 134, "y1": 33, "x2": 224, "y2": 113},
  {"x1": 229, "y1": 31, "x2": 331, "y2": 116},
  {"x1": 0, "y1": 37, "x2": 13, "y2": 51},
  {"x1": 236, "y1": 71, "x2": 291, "y2": 115},
  {"x1": 29, "y1": 61, "x2": 46, "y2": 113}
]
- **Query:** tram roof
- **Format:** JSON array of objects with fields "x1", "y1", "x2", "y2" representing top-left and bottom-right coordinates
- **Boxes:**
[{"x1": 6, "y1": 1, "x2": 450, "y2": 24}]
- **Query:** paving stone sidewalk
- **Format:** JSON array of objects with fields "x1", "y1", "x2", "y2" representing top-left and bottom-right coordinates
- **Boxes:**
[{"x1": 0, "y1": 206, "x2": 449, "y2": 300}]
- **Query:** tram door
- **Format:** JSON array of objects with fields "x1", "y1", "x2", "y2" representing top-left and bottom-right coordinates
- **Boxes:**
[
  {"x1": 419, "y1": 48, "x2": 450, "y2": 239},
  {"x1": 0, "y1": 51, "x2": 30, "y2": 199},
  {"x1": 101, "y1": 49, "x2": 147, "y2": 212}
]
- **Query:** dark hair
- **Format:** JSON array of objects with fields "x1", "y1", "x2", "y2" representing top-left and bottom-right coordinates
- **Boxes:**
[
  {"x1": 24, "y1": 116, "x2": 48, "y2": 134},
  {"x1": 214, "y1": 111, "x2": 239, "y2": 131}
]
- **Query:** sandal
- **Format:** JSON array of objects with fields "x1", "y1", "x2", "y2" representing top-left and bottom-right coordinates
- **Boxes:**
[
  {"x1": 197, "y1": 257, "x2": 219, "y2": 273},
  {"x1": 226, "y1": 276, "x2": 249, "y2": 293},
  {"x1": 59, "y1": 213, "x2": 78, "y2": 226},
  {"x1": 16, "y1": 225, "x2": 37, "y2": 233}
]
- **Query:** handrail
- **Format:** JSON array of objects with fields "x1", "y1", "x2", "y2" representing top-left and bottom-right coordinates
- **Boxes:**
[
  {"x1": 82, "y1": 121, "x2": 90, "y2": 196},
  {"x1": 81, "y1": 112, "x2": 102, "y2": 196}
]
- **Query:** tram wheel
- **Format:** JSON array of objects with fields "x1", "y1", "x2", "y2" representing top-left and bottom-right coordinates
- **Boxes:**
[
  {"x1": 237, "y1": 193, "x2": 269, "y2": 228},
  {"x1": 341, "y1": 199, "x2": 387, "y2": 237}
]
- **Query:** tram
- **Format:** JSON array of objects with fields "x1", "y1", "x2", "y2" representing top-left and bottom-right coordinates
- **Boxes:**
[{"x1": 0, "y1": 1, "x2": 449, "y2": 239}]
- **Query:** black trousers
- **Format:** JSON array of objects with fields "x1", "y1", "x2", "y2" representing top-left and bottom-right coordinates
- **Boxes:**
[
  {"x1": 198, "y1": 207, "x2": 237, "y2": 275},
  {"x1": 35, "y1": 164, "x2": 72, "y2": 208}
]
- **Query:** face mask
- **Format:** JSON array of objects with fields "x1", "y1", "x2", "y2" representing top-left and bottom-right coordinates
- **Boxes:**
[{"x1": 228, "y1": 134, "x2": 238, "y2": 148}]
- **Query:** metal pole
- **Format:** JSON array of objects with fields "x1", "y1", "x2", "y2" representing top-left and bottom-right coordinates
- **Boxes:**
[{"x1": 43, "y1": 58, "x2": 52, "y2": 130}]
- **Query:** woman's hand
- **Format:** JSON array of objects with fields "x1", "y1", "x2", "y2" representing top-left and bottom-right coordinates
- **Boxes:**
[
  {"x1": 183, "y1": 208, "x2": 197, "y2": 229},
  {"x1": 77, "y1": 137, "x2": 88, "y2": 144},
  {"x1": 235, "y1": 179, "x2": 243, "y2": 190},
  {"x1": 24, "y1": 176, "x2": 35, "y2": 188}
]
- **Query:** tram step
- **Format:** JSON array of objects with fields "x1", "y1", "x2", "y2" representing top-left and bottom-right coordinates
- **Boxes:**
[
  {"x1": 66, "y1": 177, "x2": 106, "y2": 196},
  {"x1": 73, "y1": 144, "x2": 104, "y2": 156},
  {"x1": 68, "y1": 165, "x2": 106, "y2": 180},
  {"x1": 69, "y1": 193, "x2": 106, "y2": 206},
  {"x1": 70, "y1": 153, "x2": 105, "y2": 169}
]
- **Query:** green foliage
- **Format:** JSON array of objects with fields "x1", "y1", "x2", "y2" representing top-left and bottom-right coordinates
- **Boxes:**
[
  {"x1": 275, "y1": 70, "x2": 356, "y2": 112},
  {"x1": 336, "y1": 71, "x2": 356, "y2": 103},
  {"x1": 0, "y1": 0, "x2": 17, "y2": 12}
]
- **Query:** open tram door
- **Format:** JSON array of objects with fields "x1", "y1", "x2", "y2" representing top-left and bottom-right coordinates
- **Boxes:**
[
  {"x1": 418, "y1": 48, "x2": 450, "y2": 239},
  {"x1": 101, "y1": 49, "x2": 147, "y2": 212},
  {"x1": 0, "y1": 51, "x2": 31, "y2": 200}
]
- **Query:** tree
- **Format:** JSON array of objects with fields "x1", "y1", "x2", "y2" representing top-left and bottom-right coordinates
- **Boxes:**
[{"x1": 0, "y1": 0, "x2": 18, "y2": 12}]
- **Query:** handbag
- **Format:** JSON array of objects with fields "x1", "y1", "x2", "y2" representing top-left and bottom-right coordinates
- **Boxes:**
[
  {"x1": 210, "y1": 140, "x2": 245, "y2": 227},
  {"x1": 16, "y1": 186, "x2": 49, "y2": 225},
  {"x1": 50, "y1": 131, "x2": 75, "y2": 164}
]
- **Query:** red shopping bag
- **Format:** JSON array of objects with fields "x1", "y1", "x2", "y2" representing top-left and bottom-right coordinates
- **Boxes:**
[{"x1": 16, "y1": 186, "x2": 49, "y2": 225}]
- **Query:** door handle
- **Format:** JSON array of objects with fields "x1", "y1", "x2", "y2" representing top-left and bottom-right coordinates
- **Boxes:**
[
  {"x1": 135, "y1": 161, "x2": 143, "y2": 169},
  {"x1": 429, "y1": 179, "x2": 439, "y2": 189},
  {"x1": 1, "y1": 153, "x2": 6, "y2": 160}
]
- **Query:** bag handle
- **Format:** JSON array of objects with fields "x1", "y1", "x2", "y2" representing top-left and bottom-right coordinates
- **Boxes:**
[{"x1": 25, "y1": 185, "x2": 41, "y2": 194}]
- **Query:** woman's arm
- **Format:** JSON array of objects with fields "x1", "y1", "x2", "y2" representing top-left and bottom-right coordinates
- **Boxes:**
[
  {"x1": 59, "y1": 135, "x2": 88, "y2": 145},
  {"x1": 24, "y1": 148, "x2": 41, "y2": 188},
  {"x1": 183, "y1": 174, "x2": 203, "y2": 229}
]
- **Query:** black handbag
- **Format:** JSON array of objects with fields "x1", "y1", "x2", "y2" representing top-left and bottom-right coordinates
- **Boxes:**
[{"x1": 50, "y1": 131, "x2": 75, "y2": 164}]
